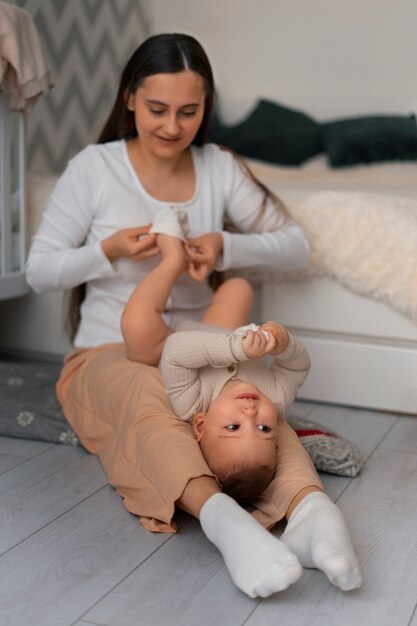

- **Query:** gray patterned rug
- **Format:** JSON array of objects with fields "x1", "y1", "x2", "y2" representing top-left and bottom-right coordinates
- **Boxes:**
[{"x1": 0, "y1": 358, "x2": 79, "y2": 445}]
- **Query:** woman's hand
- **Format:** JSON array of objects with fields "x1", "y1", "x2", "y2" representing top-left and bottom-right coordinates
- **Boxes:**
[
  {"x1": 184, "y1": 232, "x2": 223, "y2": 282},
  {"x1": 101, "y1": 225, "x2": 159, "y2": 263}
]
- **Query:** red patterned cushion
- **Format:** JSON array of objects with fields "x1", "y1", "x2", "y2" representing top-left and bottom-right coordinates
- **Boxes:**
[{"x1": 287, "y1": 415, "x2": 363, "y2": 477}]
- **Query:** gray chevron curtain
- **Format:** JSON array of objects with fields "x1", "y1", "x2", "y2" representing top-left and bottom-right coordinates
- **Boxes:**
[{"x1": 13, "y1": 0, "x2": 150, "y2": 173}]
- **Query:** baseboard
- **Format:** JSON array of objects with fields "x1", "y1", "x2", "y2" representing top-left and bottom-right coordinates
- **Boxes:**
[
  {"x1": 0, "y1": 347, "x2": 65, "y2": 364},
  {"x1": 296, "y1": 333, "x2": 417, "y2": 415}
]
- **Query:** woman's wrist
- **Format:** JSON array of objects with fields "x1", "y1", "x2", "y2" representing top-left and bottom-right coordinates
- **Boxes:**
[
  {"x1": 215, "y1": 231, "x2": 224, "y2": 252},
  {"x1": 101, "y1": 238, "x2": 118, "y2": 263}
]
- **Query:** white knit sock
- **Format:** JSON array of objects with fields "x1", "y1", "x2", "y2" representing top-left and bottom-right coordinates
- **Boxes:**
[
  {"x1": 149, "y1": 208, "x2": 189, "y2": 242},
  {"x1": 200, "y1": 493, "x2": 302, "y2": 598},
  {"x1": 281, "y1": 492, "x2": 362, "y2": 591}
]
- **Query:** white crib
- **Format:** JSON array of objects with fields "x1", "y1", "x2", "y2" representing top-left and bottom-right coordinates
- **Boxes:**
[{"x1": 0, "y1": 91, "x2": 28, "y2": 301}]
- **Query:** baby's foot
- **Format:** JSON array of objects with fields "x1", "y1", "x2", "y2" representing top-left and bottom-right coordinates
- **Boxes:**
[
  {"x1": 200, "y1": 493, "x2": 302, "y2": 598},
  {"x1": 149, "y1": 208, "x2": 189, "y2": 241}
]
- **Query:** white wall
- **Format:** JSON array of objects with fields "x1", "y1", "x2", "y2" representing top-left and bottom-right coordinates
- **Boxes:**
[{"x1": 152, "y1": 0, "x2": 417, "y2": 122}]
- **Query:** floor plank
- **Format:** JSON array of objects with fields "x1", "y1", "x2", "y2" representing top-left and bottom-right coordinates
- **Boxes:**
[
  {"x1": 0, "y1": 445, "x2": 107, "y2": 554},
  {"x1": 409, "y1": 606, "x2": 417, "y2": 626},
  {"x1": 0, "y1": 435, "x2": 53, "y2": 457},
  {"x1": 317, "y1": 472, "x2": 351, "y2": 502},
  {"x1": 378, "y1": 414, "x2": 417, "y2": 452},
  {"x1": 245, "y1": 446, "x2": 417, "y2": 626},
  {"x1": 0, "y1": 487, "x2": 175, "y2": 626},
  {"x1": 83, "y1": 518, "x2": 257, "y2": 626},
  {"x1": 0, "y1": 452, "x2": 27, "y2": 475}
]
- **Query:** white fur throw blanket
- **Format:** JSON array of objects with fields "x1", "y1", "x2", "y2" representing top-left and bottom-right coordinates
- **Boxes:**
[
  {"x1": 247, "y1": 158, "x2": 417, "y2": 324},
  {"x1": 277, "y1": 189, "x2": 417, "y2": 323}
]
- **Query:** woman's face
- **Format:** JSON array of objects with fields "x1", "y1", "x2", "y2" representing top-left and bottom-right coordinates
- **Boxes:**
[{"x1": 127, "y1": 71, "x2": 206, "y2": 158}]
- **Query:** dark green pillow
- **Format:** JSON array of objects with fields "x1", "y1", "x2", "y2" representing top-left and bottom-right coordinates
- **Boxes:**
[
  {"x1": 208, "y1": 99, "x2": 322, "y2": 165},
  {"x1": 322, "y1": 115, "x2": 417, "y2": 167}
]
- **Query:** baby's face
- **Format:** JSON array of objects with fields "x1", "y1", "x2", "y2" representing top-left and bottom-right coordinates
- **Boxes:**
[{"x1": 193, "y1": 380, "x2": 278, "y2": 474}]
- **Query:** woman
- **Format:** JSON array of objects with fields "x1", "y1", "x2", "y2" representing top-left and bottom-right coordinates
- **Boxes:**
[{"x1": 26, "y1": 33, "x2": 361, "y2": 598}]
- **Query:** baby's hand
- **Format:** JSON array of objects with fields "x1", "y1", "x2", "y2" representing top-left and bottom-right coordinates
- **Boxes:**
[
  {"x1": 242, "y1": 329, "x2": 277, "y2": 359},
  {"x1": 259, "y1": 321, "x2": 289, "y2": 355}
]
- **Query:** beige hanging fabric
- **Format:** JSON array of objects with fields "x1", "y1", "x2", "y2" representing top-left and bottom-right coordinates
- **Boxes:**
[{"x1": 0, "y1": 1, "x2": 53, "y2": 112}]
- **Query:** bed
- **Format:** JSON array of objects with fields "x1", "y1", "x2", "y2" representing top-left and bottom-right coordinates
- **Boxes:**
[
  {"x1": 0, "y1": 92, "x2": 28, "y2": 301},
  {"x1": 245, "y1": 155, "x2": 417, "y2": 415}
]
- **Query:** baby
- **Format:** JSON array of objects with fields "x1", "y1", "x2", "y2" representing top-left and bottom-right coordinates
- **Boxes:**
[{"x1": 160, "y1": 319, "x2": 309, "y2": 504}]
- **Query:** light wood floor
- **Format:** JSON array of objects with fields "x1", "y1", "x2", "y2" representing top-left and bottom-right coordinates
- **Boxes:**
[{"x1": 1, "y1": 400, "x2": 416, "y2": 626}]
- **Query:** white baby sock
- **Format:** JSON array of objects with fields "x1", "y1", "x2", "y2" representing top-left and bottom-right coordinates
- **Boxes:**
[
  {"x1": 281, "y1": 491, "x2": 362, "y2": 591},
  {"x1": 199, "y1": 493, "x2": 302, "y2": 598},
  {"x1": 149, "y1": 208, "x2": 190, "y2": 242}
]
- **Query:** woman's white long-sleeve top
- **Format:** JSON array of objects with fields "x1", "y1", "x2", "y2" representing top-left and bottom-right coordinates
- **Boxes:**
[{"x1": 26, "y1": 140, "x2": 310, "y2": 347}]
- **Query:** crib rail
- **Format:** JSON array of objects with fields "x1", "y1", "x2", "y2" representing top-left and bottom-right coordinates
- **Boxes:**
[{"x1": 0, "y1": 92, "x2": 28, "y2": 300}]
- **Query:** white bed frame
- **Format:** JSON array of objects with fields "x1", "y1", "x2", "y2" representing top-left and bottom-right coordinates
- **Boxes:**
[
  {"x1": 0, "y1": 92, "x2": 28, "y2": 301},
  {"x1": 261, "y1": 276, "x2": 417, "y2": 415}
]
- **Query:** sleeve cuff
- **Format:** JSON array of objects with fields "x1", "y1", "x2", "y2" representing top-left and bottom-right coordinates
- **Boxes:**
[
  {"x1": 273, "y1": 333, "x2": 296, "y2": 361},
  {"x1": 230, "y1": 334, "x2": 250, "y2": 362},
  {"x1": 214, "y1": 231, "x2": 230, "y2": 271},
  {"x1": 94, "y1": 241, "x2": 118, "y2": 276}
]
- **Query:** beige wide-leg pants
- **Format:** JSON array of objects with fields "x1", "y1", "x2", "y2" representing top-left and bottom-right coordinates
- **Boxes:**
[{"x1": 57, "y1": 343, "x2": 323, "y2": 533}]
